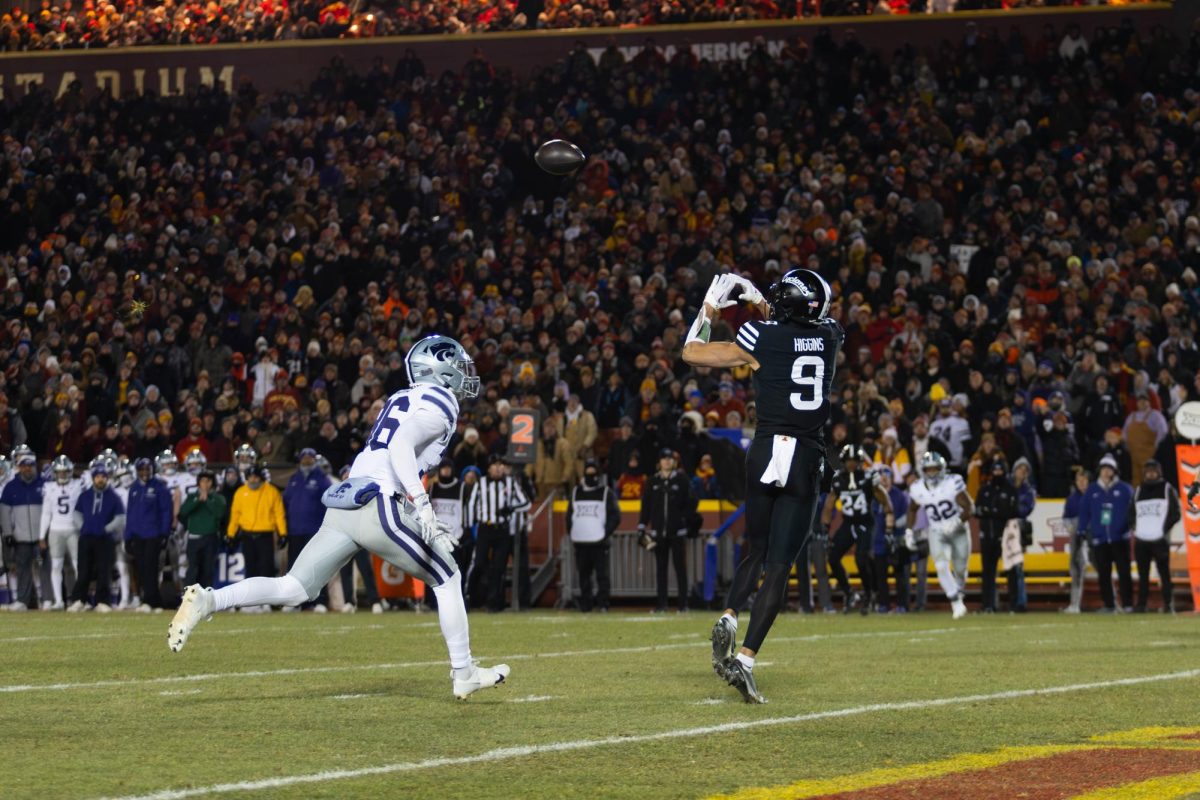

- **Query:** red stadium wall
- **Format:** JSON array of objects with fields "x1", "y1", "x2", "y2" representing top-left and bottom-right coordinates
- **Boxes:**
[{"x1": 0, "y1": 5, "x2": 1173, "y2": 101}]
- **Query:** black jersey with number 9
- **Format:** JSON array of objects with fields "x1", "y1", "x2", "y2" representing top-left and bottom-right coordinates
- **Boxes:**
[{"x1": 734, "y1": 316, "x2": 844, "y2": 447}]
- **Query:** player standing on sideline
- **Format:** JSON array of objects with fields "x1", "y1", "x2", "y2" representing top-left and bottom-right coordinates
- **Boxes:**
[
  {"x1": 821, "y1": 445, "x2": 894, "y2": 614},
  {"x1": 40, "y1": 455, "x2": 85, "y2": 610},
  {"x1": 169, "y1": 335, "x2": 510, "y2": 699},
  {"x1": 905, "y1": 451, "x2": 973, "y2": 620},
  {"x1": 684, "y1": 269, "x2": 843, "y2": 704}
]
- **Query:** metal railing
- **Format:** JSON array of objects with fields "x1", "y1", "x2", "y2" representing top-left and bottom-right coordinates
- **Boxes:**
[{"x1": 558, "y1": 531, "x2": 707, "y2": 607}]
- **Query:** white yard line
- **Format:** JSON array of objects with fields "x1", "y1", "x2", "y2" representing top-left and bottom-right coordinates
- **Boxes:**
[
  {"x1": 0, "y1": 622, "x2": 1070, "y2": 695},
  {"x1": 507, "y1": 695, "x2": 557, "y2": 703},
  {"x1": 95, "y1": 668, "x2": 1200, "y2": 800},
  {"x1": 0, "y1": 623, "x2": 385, "y2": 644}
]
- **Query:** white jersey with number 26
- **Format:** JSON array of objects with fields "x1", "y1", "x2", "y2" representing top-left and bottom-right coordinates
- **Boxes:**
[
  {"x1": 347, "y1": 384, "x2": 459, "y2": 500},
  {"x1": 909, "y1": 473, "x2": 966, "y2": 533}
]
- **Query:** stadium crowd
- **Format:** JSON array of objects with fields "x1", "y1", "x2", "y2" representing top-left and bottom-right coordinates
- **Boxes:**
[
  {"x1": 0, "y1": 0, "x2": 1162, "y2": 50},
  {"x1": 1, "y1": 15, "x2": 1198, "y2": 612}
]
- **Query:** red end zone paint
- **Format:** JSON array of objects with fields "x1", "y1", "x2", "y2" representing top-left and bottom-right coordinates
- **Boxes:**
[{"x1": 812, "y1": 748, "x2": 1200, "y2": 800}]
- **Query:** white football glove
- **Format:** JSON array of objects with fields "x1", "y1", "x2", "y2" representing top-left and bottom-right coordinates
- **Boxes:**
[
  {"x1": 904, "y1": 528, "x2": 917, "y2": 552},
  {"x1": 728, "y1": 274, "x2": 765, "y2": 306},
  {"x1": 703, "y1": 274, "x2": 739, "y2": 311},
  {"x1": 412, "y1": 494, "x2": 438, "y2": 539}
]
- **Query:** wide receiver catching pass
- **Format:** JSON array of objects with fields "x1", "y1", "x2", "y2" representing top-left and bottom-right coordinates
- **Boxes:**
[
  {"x1": 683, "y1": 269, "x2": 843, "y2": 703},
  {"x1": 168, "y1": 335, "x2": 510, "y2": 700}
]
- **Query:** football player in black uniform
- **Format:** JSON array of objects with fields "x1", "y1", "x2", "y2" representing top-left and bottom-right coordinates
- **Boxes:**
[
  {"x1": 821, "y1": 445, "x2": 894, "y2": 614},
  {"x1": 682, "y1": 269, "x2": 843, "y2": 703}
]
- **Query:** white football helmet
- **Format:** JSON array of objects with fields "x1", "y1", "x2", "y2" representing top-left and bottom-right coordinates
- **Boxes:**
[
  {"x1": 156, "y1": 449, "x2": 179, "y2": 476},
  {"x1": 51, "y1": 455, "x2": 74, "y2": 485},
  {"x1": 405, "y1": 334, "x2": 479, "y2": 398},
  {"x1": 920, "y1": 450, "x2": 947, "y2": 485},
  {"x1": 184, "y1": 449, "x2": 207, "y2": 475}
]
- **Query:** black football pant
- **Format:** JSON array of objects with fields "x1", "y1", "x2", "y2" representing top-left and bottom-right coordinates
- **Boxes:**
[
  {"x1": 474, "y1": 524, "x2": 511, "y2": 612},
  {"x1": 739, "y1": 438, "x2": 823, "y2": 653},
  {"x1": 241, "y1": 533, "x2": 276, "y2": 580},
  {"x1": 655, "y1": 535, "x2": 688, "y2": 611},
  {"x1": 184, "y1": 536, "x2": 217, "y2": 589},
  {"x1": 73, "y1": 536, "x2": 114, "y2": 606},
  {"x1": 1134, "y1": 538, "x2": 1172, "y2": 610},
  {"x1": 130, "y1": 536, "x2": 165, "y2": 609},
  {"x1": 1091, "y1": 540, "x2": 1133, "y2": 610},
  {"x1": 574, "y1": 541, "x2": 611, "y2": 611},
  {"x1": 829, "y1": 521, "x2": 873, "y2": 604}
]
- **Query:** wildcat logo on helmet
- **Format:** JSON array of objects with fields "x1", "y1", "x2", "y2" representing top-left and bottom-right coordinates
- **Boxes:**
[{"x1": 429, "y1": 342, "x2": 459, "y2": 362}]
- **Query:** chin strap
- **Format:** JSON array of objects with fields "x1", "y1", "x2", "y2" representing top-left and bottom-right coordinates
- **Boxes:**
[{"x1": 685, "y1": 307, "x2": 712, "y2": 345}]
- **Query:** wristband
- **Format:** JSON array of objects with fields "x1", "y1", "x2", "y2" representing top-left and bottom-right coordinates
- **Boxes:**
[{"x1": 685, "y1": 308, "x2": 712, "y2": 345}]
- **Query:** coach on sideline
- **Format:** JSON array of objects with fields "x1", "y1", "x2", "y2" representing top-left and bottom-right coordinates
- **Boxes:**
[{"x1": 227, "y1": 466, "x2": 287, "y2": 599}]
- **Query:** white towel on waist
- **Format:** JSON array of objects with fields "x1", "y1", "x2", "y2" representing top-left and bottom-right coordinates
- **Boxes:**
[{"x1": 759, "y1": 435, "x2": 797, "y2": 487}]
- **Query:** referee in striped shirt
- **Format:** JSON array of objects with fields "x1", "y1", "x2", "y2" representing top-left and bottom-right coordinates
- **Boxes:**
[{"x1": 467, "y1": 454, "x2": 531, "y2": 612}]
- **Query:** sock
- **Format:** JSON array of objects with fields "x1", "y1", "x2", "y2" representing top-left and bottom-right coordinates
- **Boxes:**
[
  {"x1": 213, "y1": 576, "x2": 307, "y2": 612},
  {"x1": 934, "y1": 559, "x2": 960, "y2": 601},
  {"x1": 720, "y1": 612, "x2": 738, "y2": 629},
  {"x1": 432, "y1": 578, "x2": 473, "y2": 671},
  {"x1": 735, "y1": 653, "x2": 756, "y2": 669},
  {"x1": 51, "y1": 557, "x2": 64, "y2": 605}
]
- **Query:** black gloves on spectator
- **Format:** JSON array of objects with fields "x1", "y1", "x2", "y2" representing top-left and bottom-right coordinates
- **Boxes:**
[{"x1": 276, "y1": 535, "x2": 289, "y2": 551}]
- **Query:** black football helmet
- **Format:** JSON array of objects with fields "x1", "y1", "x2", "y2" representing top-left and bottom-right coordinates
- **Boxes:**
[
  {"x1": 840, "y1": 444, "x2": 867, "y2": 465},
  {"x1": 768, "y1": 268, "x2": 832, "y2": 322}
]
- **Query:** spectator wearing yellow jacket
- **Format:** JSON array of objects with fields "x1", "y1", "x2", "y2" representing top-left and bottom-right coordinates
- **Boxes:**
[{"x1": 226, "y1": 466, "x2": 287, "y2": 595}]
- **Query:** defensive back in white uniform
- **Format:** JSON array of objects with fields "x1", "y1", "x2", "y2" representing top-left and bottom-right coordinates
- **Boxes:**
[
  {"x1": 168, "y1": 335, "x2": 509, "y2": 700},
  {"x1": 905, "y1": 451, "x2": 974, "y2": 619}
]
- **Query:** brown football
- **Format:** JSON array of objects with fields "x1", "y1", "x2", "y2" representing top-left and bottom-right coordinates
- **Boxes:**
[{"x1": 534, "y1": 139, "x2": 586, "y2": 175}]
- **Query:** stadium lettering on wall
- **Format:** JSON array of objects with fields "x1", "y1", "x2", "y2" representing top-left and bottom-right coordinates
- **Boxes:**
[{"x1": 0, "y1": 5, "x2": 1170, "y2": 100}]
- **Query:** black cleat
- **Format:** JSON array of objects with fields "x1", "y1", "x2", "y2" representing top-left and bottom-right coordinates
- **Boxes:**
[
  {"x1": 711, "y1": 617, "x2": 737, "y2": 679},
  {"x1": 725, "y1": 659, "x2": 767, "y2": 704}
]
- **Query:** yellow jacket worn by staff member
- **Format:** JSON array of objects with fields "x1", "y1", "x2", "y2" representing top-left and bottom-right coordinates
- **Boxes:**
[{"x1": 227, "y1": 480, "x2": 287, "y2": 540}]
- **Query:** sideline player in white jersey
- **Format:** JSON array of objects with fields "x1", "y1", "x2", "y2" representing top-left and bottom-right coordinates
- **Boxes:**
[
  {"x1": 169, "y1": 335, "x2": 509, "y2": 699},
  {"x1": 110, "y1": 456, "x2": 136, "y2": 609},
  {"x1": 40, "y1": 455, "x2": 85, "y2": 609},
  {"x1": 905, "y1": 451, "x2": 973, "y2": 619},
  {"x1": 179, "y1": 450, "x2": 206, "y2": 500}
]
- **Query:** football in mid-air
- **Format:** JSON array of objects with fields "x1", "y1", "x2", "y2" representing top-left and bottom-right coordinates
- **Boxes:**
[{"x1": 534, "y1": 139, "x2": 586, "y2": 175}]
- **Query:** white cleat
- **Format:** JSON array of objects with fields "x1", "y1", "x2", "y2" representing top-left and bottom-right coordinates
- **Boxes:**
[
  {"x1": 453, "y1": 663, "x2": 511, "y2": 700},
  {"x1": 67, "y1": 600, "x2": 85, "y2": 613},
  {"x1": 7, "y1": 601, "x2": 28, "y2": 612},
  {"x1": 313, "y1": 604, "x2": 328, "y2": 614},
  {"x1": 371, "y1": 603, "x2": 384, "y2": 615},
  {"x1": 49, "y1": 601, "x2": 65, "y2": 611},
  {"x1": 951, "y1": 597, "x2": 968, "y2": 620},
  {"x1": 167, "y1": 585, "x2": 215, "y2": 653},
  {"x1": 135, "y1": 604, "x2": 153, "y2": 614},
  {"x1": 95, "y1": 603, "x2": 112, "y2": 614},
  {"x1": 341, "y1": 603, "x2": 356, "y2": 614}
]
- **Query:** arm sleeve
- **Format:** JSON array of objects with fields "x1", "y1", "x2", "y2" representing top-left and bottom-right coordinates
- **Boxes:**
[
  {"x1": 159, "y1": 486, "x2": 173, "y2": 534},
  {"x1": 389, "y1": 407, "x2": 447, "y2": 499},
  {"x1": 1078, "y1": 491, "x2": 1090, "y2": 534},
  {"x1": 466, "y1": 484, "x2": 478, "y2": 528},
  {"x1": 638, "y1": 486, "x2": 651, "y2": 527},
  {"x1": 39, "y1": 493, "x2": 52, "y2": 540},
  {"x1": 566, "y1": 489, "x2": 574, "y2": 535},
  {"x1": 606, "y1": 489, "x2": 621, "y2": 538},
  {"x1": 227, "y1": 492, "x2": 240, "y2": 538},
  {"x1": 274, "y1": 489, "x2": 287, "y2": 536},
  {"x1": 73, "y1": 511, "x2": 84, "y2": 530},
  {"x1": 179, "y1": 496, "x2": 197, "y2": 522},
  {"x1": 106, "y1": 515, "x2": 125, "y2": 536},
  {"x1": 0, "y1": 502, "x2": 10, "y2": 537},
  {"x1": 510, "y1": 477, "x2": 531, "y2": 513},
  {"x1": 1165, "y1": 485, "x2": 1181, "y2": 533}
]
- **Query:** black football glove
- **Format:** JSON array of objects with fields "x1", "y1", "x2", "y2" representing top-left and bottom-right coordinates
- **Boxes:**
[{"x1": 276, "y1": 535, "x2": 288, "y2": 551}]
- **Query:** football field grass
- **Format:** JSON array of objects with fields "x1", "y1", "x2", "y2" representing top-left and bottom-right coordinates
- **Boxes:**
[{"x1": 3, "y1": 609, "x2": 1200, "y2": 799}]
